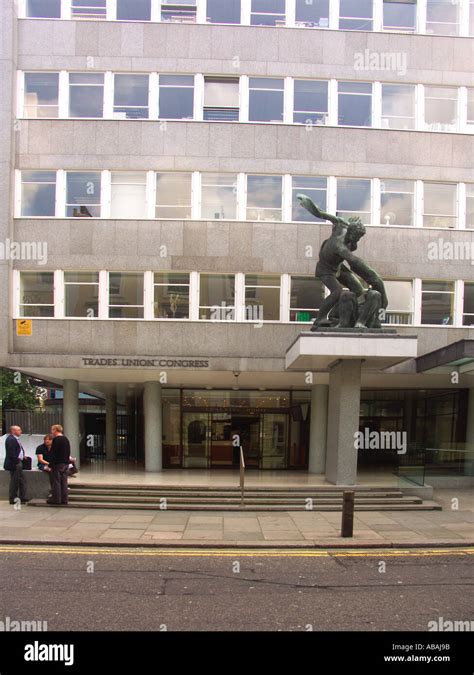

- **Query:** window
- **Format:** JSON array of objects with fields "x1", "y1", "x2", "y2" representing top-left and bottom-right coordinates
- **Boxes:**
[
  {"x1": 381, "y1": 84, "x2": 415, "y2": 130},
  {"x1": 204, "y1": 77, "x2": 239, "y2": 122},
  {"x1": 293, "y1": 80, "x2": 328, "y2": 125},
  {"x1": 423, "y1": 182, "x2": 457, "y2": 228},
  {"x1": 117, "y1": 0, "x2": 151, "y2": 20},
  {"x1": 108, "y1": 273, "x2": 144, "y2": 319},
  {"x1": 383, "y1": 0, "x2": 416, "y2": 32},
  {"x1": 161, "y1": 0, "x2": 197, "y2": 23},
  {"x1": 206, "y1": 0, "x2": 241, "y2": 24},
  {"x1": 64, "y1": 272, "x2": 99, "y2": 318},
  {"x1": 111, "y1": 172, "x2": 147, "y2": 219},
  {"x1": 248, "y1": 78, "x2": 284, "y2": 123},
  {"x1": 201, "y1": 173, "x2": 237, "y2": 219},
  {"x1": 155, "y1": 173, "x2": 192, "y2": 218},
  {"x1": 426, "y1": 0, "x2": 459, "y2": 35},
  {"x1": 380, "y1": 179, "x2": 414, "y2": 226},
  {"x1": 292, "y1": 176, "x2": 327, "y2": 222},
  {"x1": 336, "y1": 178, "x2": 372, "y2": 225},
  {"x1": 154, "y1": 273, "x2": 190, "y2": 319},
  {"x1": 246, "y1": 175, "x2": 282, "y2": 221},
  {"x1": 424, "y1": 86, "x2": 458, "y2": 131},
  {"x1": 245, "y1": 275, "x2": 280, "y2": 321},
  {"x1": 21, "y1": 171, "x2": 56, "y2": 217},
  {"x1": 467, "y1": 89, "x2": 474, "y2": 126},
  {"x1": 338, "y1": 82, "x2": 372, "y2": 126},
  {"x1": 250, "y1": 0, "x2": 285, "y2": 26},
  {"x1": 471, "y1": 0, "x2": 474, "y2": 35},
  {"x1": 295, "y1": 0, "x2": 329, "y2": 28},
  {"x1": 463, "y1": 283, "x2": 474, "y2": 326},
  {"x1": 421, "y1": 281, "x2": 454, "y2": 325},
  {"x1": 467, "y1": 185, "x2": 474, "y2": 229},
  {"x1": 26, "y1": 0, "x2": 61, "y2": 17},
  {"x1": 69, "y1": 73, "x2": 104, "y2": 118},
  {"x1": 19, "y1": 272, "x2": 54, "y2": 318},
  {"x1": 71, "y1": 0, "x2": 106, "y2": 20},
  {"x1": 66, "y1": 172, "x2": 101, "y2": 217},
  {"x1": 290, "y1": 277, "x2": 325, "y2": 323},
  {"x1": 24, "y1": 73, "x2": 59, "y2": 118},
  {"x1": 339, "y1": 0, "x2": 373, "y2": 30},
  {"x1": 158, "y1": 75, "x2": 194, "y2": 119},
  {"x1": 113, "y1": 74, "x2": 149, "y2": 119},
  {"x1": 384, "y1": 280, "x2": 413, "y2": 325},
  {"x1": 199, "y1": 274, "x2": 235, "y2": 320}
]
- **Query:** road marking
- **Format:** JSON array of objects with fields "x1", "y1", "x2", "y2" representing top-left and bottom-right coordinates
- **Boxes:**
[{"x1": 0, "y1": 545, "x2": 472, "y2": 558}]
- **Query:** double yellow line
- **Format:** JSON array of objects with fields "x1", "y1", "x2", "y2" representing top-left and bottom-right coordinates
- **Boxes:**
[{"x1": 0, "y1": 545, "x2": 472, "y2": 558}]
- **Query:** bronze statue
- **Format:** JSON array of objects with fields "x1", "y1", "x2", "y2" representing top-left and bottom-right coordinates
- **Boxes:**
[{"x1": 297, "y1": 194, "x2": 388, "y2": 331}]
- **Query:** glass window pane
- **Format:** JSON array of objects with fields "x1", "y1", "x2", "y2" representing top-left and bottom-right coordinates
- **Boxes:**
[
  {"x1": 26, "y1": 0, "x2": 61, "y2": 17},
  {"x1": 385, "y1": 280, "x2": 413, "y2": 324},
  {"x1": 199, "y1": 274, "x2": 235, "y2": 320},
  {"x1": 293, "y1": 80, "x2": 328, "y2": 124},
  {"x1": 337, "y1": 178, "x2": 371, "y2": 224},
  {"x1": 66, "y1": 172, "x2": 101, "y2": 217},
  {"x1": 383, "y1": 0, "x2": 416, "y2": 31},
  {"x1": 427, "y1": 0, "x2": 459, "y2": 34},
  {"x1": 466, "y1": 185, "x2": 474, "y2": 229},
  {"x1": 245, "y1": 275, "x2": 280, "y2": 321},
  {"x1": 161, "y1": 0, "x2": 196, "y2": 22},
  {"x1": 20, "y1": 272, "x2": 54, "y2": 316},
  {"x1": 201, "y1": 173, "x2": 237, "y2": 219},
  {"x1": 24, "y1": 73, "x2": 59, "y2": 118},
  {"x1": 155, "y1": 173, "x2": 192, "y2": 218},
  {"x1": 206, "y1": 0, "x2": 241, "y2": 23},
  {"x1": 204, "y1": 77, "x2": 239, "y2": 121},
  {"x1": 117, "y1": 0, "x2": 151, "y2": 20},
  {"x1": 249, "y1": 78, "x2": 284, "y2": 122},
  {"x1": 338, "y1": 82, "x2": 372, "y2": 126},
  {"x1": 247, "y1": 175, "x2": 282, "y2": 221},
  {"x1": 109, "y1": 273, "x2": 144, "y2": 317},
  {"x1": 380, "y1": 179, "x2": 414, "y2": 226},
  {"x1": 65, "y1": 282, "x2": 99, "y2": 317},
  {"x1": 111, "y1": 172, "x2": 147, "y2": 219},
  {"x1": 114, "y1": 74, "x2": 149, "y2": 119},
  {"x1": 69, "y1": 73, "x2": 104, "y2": 118},
  {"x1": 290, "y1": 277, "x2": 325, "y2": 322},
  {"x1": 65, "y1": 272, "x2": 99, "y2": 283},
  {"x1": 381, "y1": 84, "x2": 415, "y2": 130},
  {"x1": 295, "y1": 0, "x2": 329, "y2": 26},
  {"x1": 463, "y1": 283, "x2": 474, "y2": 324},
  {"x1": 159, "y1": 75, "x2": 194, "y2": 119},
  {"x1": 423, "y1": 182, "x2": 457, "y2": 228},
  {"x1": 467, "y1": 89, "x2": 474, "y2": 125},
  {"x1": 339, "y1": 0, "x2": 373, "y2": 30},
  {"x1": 422, "y1": 282, "x2": 454, "y2": 325},
  {"x1": 425, "y1": 87, "x2": 458, "y2": 128},
  {"x1": 154, "y1": 273, "x2": 190, "y2": 319},
  {"x1": 292, "y1": 176, "x2": 327, "y2": 222},
  {"x1": 21, "y1": 171, "x2": 56, "y2": 217},
  {"x1": 71, "y1": 0, "x2": 106, "y2": 20},
  {"x1": 251, "y1": 0, "x2": 285, "y2": 25}
]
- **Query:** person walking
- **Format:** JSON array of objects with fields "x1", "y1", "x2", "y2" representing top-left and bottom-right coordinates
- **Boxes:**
[
  {"x1": 47, "y1": 425, "x2": 70, "y2": 506},
  {"x1": 4, "y1": 426, "x2": 29, "y2": 505}
]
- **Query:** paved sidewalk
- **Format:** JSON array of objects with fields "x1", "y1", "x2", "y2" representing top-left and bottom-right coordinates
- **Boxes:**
[{"x1": 0, "y1": 489, "x2": 472, "y2": 548}]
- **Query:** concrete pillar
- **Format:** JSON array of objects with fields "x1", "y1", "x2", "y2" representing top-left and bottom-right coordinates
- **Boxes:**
[
  {"x1": 143, "y1": 382, "x2": 162, "y2": 472},
  {"x1": 105, "y1": 391, "x2": 117, "y2": 461},
  {"x1": 63, "y1": 379, "x2": 80, "y2": 469},
  {"x1": 308, "y1": 384, "x2": 329, "y2": 474},
  {"x1": 464, "y1": 389, "x2": 474, "y2": 476},
  {"x1": 325, "y1": 360, "x2": 362, "y2": 485}
]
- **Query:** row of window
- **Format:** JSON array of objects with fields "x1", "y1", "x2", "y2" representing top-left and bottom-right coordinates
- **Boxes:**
[
  {"x1": 21, "y1": 0, "x2": 474, "y2": 38},
  {"x1": 20, "y1": 72, "x2": 474, "y2": 133},
  {"x1": 17, "y1": 170, "x2": 474, "y2": 229},
  {"x1": 15, "y1": 271, "x2": 474, "y2": 328}
]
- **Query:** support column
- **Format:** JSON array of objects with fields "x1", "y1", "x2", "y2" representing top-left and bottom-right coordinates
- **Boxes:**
[
  {"x1": 63, "y1": 379, "x2": 80, "y2": 469},
  {"x1": 105, "y1": 390, "x2": 117, "y2": 461},
  {"x1": 143, "y1": 382, "x2": 162, "y2": 472},
  {"x1": 325, "y1": 360, "x2": 362, "y2": 485},
  {"x1": 464, "y1": 388, "x2": 474, "y2": 476},
  {"x1": 308, "y1": 384, "x2": 329, "y2": 474}
]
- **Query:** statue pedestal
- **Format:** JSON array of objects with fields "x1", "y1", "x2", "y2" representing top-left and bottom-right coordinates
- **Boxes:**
[{"x1": 286, "y1": 332, "x2": 418, "y2": 485}]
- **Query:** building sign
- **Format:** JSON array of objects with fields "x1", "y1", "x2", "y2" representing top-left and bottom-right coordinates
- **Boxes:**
[
  {"x1": 16, "y1": 319, "x2": 32, "y2": 336},
  {"x1": 81, "y1": 357, "x2": 209, "y2": 368}
]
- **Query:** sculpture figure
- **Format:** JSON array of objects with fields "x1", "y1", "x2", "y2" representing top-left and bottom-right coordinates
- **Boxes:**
[{"x1": 297, "y1": 194, "x2": 388, "y2": 331}]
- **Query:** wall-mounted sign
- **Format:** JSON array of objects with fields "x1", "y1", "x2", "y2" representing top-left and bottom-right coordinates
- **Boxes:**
[
  {"x1": 16, "y1": 319, "x2": 32, "y2": 336},
  {"x1": 82, "y1": 357, "x2": 209, "y2": 368}
]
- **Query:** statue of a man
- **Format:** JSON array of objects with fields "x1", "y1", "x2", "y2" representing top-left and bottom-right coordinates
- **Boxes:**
[{"x1": 297, "y1": 194, "x2": 388, "y2": 330}]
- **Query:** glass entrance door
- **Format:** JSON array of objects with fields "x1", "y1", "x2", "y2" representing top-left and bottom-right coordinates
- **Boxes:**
[
  {"x1": 261, "y1": 413, "x2": 289, "y2": 469},
  {"x1": 182, "y1": 412, "x2": 210, "y2": 468}
]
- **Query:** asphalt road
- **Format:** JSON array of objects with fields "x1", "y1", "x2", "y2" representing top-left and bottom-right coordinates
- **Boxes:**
[{"x1": 0, "y1": 546, "x2": 472, "y2": 632}]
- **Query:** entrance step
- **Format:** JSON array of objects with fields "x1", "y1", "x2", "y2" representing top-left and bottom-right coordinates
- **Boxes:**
[{"x1": 27, "y1": 483, "x2": 442, "y2": 511}]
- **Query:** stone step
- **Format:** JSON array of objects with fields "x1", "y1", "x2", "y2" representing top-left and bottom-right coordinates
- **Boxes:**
[
  {"x1": 66, "y1": 494, "x2": 422, "y2": 505},
  {"x1": 69, "y1": 489, "x2": 406, "y2": 499}
]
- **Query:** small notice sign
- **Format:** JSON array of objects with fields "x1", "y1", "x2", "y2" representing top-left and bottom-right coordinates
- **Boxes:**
[{"x1": 16, "y1": 319, "x2": 32, "y2": 336}]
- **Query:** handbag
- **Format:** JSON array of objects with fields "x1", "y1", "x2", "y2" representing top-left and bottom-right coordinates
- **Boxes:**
[{"x1": 21, "y1": 457, "x2": 32, "y2": 471}]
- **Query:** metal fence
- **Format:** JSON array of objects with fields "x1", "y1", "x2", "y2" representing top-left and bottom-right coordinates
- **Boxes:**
[{"x1": 4, "y1": 409, "x2": 63, "y2": 435}]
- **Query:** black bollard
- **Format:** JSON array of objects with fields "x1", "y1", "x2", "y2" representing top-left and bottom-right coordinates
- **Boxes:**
[{"x1": 341, "y1": 490, "x2": 355, "y2": 537}]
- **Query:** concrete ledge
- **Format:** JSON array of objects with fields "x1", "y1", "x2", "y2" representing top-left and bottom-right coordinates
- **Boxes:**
[{"x1": 0, "y1": 470, "x2": 50, "y2": 500}]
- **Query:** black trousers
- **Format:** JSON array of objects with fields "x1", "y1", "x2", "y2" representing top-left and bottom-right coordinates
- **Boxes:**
[
  {"x1": 51, "y1": 464, "x2": 69, "y2": 504},
  {"x1": 9, "y1": 462, "x2": 27, "y2": 503}
]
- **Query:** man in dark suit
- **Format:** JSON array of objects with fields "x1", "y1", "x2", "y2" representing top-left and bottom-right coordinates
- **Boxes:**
[{"x1": 4, "y1": 426, "x2": 28, "y2": 505}]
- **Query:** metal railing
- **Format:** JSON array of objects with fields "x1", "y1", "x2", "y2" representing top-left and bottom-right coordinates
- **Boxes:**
[{"x1": 240, "y1": 446, "x2": 245, "y2": 508}]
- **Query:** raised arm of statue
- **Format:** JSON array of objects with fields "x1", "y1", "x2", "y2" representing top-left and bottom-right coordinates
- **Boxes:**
[{"x1": 296, "y1": 193, "x2": 341, "y2": 226}]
